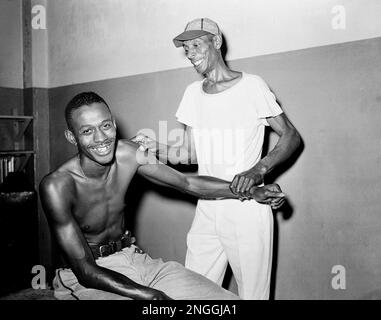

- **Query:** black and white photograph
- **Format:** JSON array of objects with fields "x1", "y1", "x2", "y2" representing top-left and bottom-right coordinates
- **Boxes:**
[{"x1": 0, "y1": 0, "x2": 380, "y2": 307}]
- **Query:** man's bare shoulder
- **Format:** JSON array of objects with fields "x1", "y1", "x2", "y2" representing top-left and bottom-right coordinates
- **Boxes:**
[
  {"x1": 116, "y1": 139, "x2": 157, "y2": 167},
  {"x1": 39, "y1": 158, "x2": 77, "y2": 194},
  {"x1": 115, "y1": 139, "x2": 141, "y2": 162}
]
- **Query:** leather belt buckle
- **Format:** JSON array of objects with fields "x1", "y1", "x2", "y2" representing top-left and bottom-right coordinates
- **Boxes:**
[
  {"x1": 109, "y1": 241, "x2": 117, "y2": 253},
  {"x1": 99, "y1": 244, "x2": 111, "y2": 257},
  {"x1": 95, "y1": 231, "x2": 134, "y2": 258}
]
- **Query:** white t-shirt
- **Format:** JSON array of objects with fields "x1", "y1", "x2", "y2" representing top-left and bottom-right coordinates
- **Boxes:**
[{"x1": 176, "y1": 72, "x2": 283, "y2": 181}]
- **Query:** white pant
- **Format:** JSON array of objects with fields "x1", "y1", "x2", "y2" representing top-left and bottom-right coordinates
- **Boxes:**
[{"x1": 185, "y1": 199, "x2": 273, "y2": 300}]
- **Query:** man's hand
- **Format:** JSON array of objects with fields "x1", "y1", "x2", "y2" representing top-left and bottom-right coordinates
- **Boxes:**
[
  {"x1": 230, "y1": 167, "x2": 266, "y2": 195},
  {"x1": 131, "y1": 134, "x2": 158, "y2": 153},
  {"x1": 238, "y1": 184, "x2": 286, "y2": 209},
  {"x1": 141, "y1": 288, "x2": 174, "y2": 300}
]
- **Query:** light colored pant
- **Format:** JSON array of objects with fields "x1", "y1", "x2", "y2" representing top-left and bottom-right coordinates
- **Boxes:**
[
  {"x1": 185, "y1": 199, "x2": 273, "y2": 300},
  {"x1": 53, "y1": 245, "x2": 239, "y2": 300}
]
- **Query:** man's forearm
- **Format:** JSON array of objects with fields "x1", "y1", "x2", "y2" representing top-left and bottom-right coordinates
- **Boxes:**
[
  {"x1": 254, "y1": 128, "x2": 300, "y2": 174},
  {"x1": 75, "y1": 263, "x2": 154, "y2": 299},
  {"x1": 186, "y1": 175, "x2": 253, "y2": 199},
  {"x1": 155, "y1": 142, "x2": 170, "y2": 163},
  {"x1": 157, "y1": 143, "x2": 192, "y2": 165}
]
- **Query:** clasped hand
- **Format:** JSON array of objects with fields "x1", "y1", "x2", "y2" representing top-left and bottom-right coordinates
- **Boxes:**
[
  {"x1": 231, "y1": 183, "x2": 286, "y2": 210},
  {"x1": 230, "y1": 169, "x2": 286, "y2": 209}
]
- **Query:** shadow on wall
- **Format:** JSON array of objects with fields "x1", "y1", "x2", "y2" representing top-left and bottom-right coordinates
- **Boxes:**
[
  {"x1": 124, "y1": 172, "x2": 198, "y2": 235},
  {"x1": 220, "y1": 34, "x2": 228, "y2": 62},
  {"x1": 262, "y1": 99, "x2": 305, "y2": 299}
]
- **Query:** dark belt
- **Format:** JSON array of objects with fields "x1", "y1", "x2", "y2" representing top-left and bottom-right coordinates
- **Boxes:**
[{"x1": 89, "y1": 231, "x2": 136, "y2": 259}]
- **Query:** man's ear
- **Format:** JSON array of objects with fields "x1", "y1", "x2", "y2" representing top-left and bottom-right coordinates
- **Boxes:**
[
  {"x1": 64, "y1": 129, "x2": 77, "y2": 145},
  {"x1": 113, "y1": 119, "x2": 117, "y2": 130},
  {"x1": 213, "y1": 35, "x2": 222, "y2": 50}
]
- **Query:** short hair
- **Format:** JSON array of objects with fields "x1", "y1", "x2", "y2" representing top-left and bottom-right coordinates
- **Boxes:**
[{"x1": 65, "y1": 92, "x2": 110, "y2": 130}]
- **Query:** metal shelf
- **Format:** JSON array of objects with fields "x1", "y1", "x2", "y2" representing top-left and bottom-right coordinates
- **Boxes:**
[
  {"x1": 0, "y1": 115, "x2": 34, "y2": 120},
  {"x1": 0, "y1": 150, "x2": 34, "y2": 156},
  {"x1": 0, "y1": 115, "x2": 35, "y2": 174}
]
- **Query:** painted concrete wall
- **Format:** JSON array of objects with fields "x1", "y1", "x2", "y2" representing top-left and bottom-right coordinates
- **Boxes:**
[
  {"x1": 0, "y1": 0, "x2": 23, "y2": 88},
  {"x1": 49, "y1": 37, "x2": 381, "y2": 299},
  {"x1": 29, "y1": 0, "x2": 49, "y2": 89},
  {"x1": 0, "y1": 0, "x2": 49, "y2": 89},
  {"x1": 47, "y1": 0, "x2": 381, "y2": 87}
]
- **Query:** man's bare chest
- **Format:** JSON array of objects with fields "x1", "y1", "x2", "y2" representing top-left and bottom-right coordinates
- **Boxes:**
[{"x1": 70, "y1": 169, "x2": 133, "y2": 231}]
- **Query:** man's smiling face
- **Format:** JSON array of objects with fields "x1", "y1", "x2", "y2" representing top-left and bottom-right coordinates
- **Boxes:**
[
  {"x1": 70, "y1": 102, "x2": 117, "y2": 165},
  {"x1": 183, "y1": 35, "x2": 219, "y2": 75}
]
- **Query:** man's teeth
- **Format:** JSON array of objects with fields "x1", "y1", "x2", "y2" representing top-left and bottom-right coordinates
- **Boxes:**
[
  {"x1": 193, "y1": 60, "x2": 203, "y2": 66},
  {"x1": 91, "y1": 144, "x2": 111, "y2": 154}
]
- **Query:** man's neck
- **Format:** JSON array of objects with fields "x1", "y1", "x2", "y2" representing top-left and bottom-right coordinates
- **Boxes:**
[
  {"x1": 203, "y1": 61, "x2": 238, "y2": 85},
  {"x1": 78, "y1": 154, "x2": 111, "y2": 180}
]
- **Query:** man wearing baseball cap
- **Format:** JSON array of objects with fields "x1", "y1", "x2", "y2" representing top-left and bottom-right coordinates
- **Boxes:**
[
  {"x1": 134, "y1": 18, "x2": 301, "y2": 300},
  {"x1": 172, "y1": 18, "x2": 222, "y2": 47}
]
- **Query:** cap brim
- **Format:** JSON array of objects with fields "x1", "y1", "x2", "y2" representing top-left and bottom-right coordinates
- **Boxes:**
[{"x1": 173, "y1": 30, "x2": 213, "y2": 47}]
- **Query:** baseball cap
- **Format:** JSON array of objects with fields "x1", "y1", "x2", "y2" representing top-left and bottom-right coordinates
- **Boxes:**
[{"x1": 173, "y1": 18, "x2": 221, "y2": 48}]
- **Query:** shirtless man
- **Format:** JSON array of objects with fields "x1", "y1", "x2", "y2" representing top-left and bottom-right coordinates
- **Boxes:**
[{"x1": 39, "y1": 92, "x2": 285, "y2": 300}]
